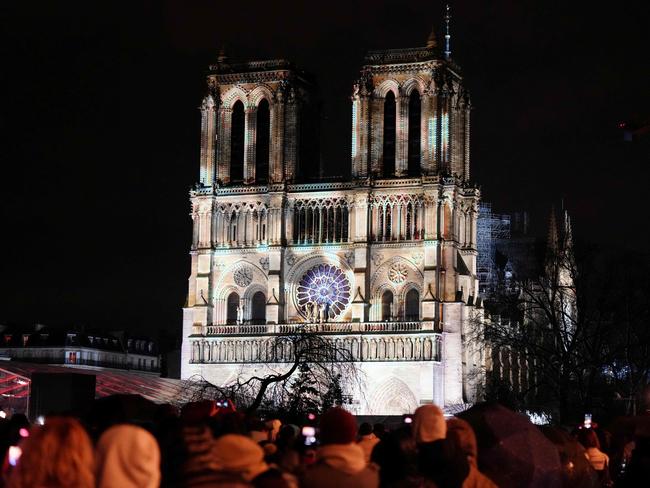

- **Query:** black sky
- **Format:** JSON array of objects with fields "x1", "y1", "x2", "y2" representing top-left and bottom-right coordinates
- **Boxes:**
[{"x1": 1, "y1": 1, "x2": 649, "y2": 339}]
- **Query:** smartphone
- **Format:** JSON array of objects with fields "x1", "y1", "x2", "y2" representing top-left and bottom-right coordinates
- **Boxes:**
[
  {"x1": 583, "y1": 413, "x2": 592, "y2": 429},
  {"x1": 302, "y1": 426, "x2": 316, "y2": 446},
  {"x1": 8, "y1": 446, "x2": 21, "y2": 467}
]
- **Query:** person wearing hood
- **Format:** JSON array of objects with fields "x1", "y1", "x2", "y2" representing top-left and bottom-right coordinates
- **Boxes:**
[
  {"x1": 412, "y1": 405, "x2": 469, "y2": 488},
  {"x1": 95, "y1": 424, "x2": 160, "y2": 488},
  {"x1": 358, "y1": 422, "x2": 380, "y2": 463},
  {"x1": 302, "y1": 407, "x2": 379, "y2": 488},
  {"x1": 212, "y1": 433, "x2": 296, "y2": 488},
  {"x1": 446, "y1": 418, "x2": 498, "y2": 488},
  {"x1": 7, "y1": 417, "x2": 95, "y2": 488}
]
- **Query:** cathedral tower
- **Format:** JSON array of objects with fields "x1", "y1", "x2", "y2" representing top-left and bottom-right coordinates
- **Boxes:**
[
  {"x1": 199, "y1": 57, "x2": 318, "y2": 187},
  {"x1": 351, "y1": 42, "x2": 470, "y2": 180}
]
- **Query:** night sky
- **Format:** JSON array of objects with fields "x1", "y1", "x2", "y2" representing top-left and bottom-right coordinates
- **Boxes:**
[{"x1": 1, "y1": 1, "x2": 648, "y2": 340}]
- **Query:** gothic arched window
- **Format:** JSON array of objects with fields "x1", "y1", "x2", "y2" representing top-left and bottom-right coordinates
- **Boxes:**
[
  {"x1": 405, "y1": 289, "x2": 420, "y2": 321},
  {"x1": 408, "y1": 91, "x2": 421, "y2": 176},
  {"x1": 255, "y1": 99, "x2": 270, "y2": 184},
  {"x1": 230, "y1": 210, "x2": 237, "y2": 242},
  {"x1": 382, "y1": 290, "x2": 393, "y2": 321},
  {"x1": 251, "y1": 291, "x2": 266, "y2": 324},
  {"x1": 226, "y1": 292, "x2": 239, "y2": 324},
  {"x1": 383, "y1": 91, "x2": 396, "y2": 177},
  {"x1": 230, "y1": 100, "x2": 245, "y2": 183}
]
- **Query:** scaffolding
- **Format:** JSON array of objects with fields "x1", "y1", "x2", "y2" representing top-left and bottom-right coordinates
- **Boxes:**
[{"x1": 477, "y1": 202, "x2": 511, "y2": 295}]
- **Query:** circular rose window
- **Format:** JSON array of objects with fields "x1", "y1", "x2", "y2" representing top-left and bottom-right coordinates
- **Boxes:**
[{"x1": 296, "y1": 264, "x2": 351, "y2": 320}]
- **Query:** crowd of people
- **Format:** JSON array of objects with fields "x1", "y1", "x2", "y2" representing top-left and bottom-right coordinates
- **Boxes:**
[{"x1": 0, "y1": 397, "x2": 649, "y2": 488}]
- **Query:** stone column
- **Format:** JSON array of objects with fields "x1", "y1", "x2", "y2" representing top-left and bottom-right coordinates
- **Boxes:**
[
  {"x1": 369, "y1": 201, "x2": 376, "y2": 241},
  {"x1": 442, "y1": 303, "x2": 464, "y2": 405},
  {"x1": 450, "y1": 99, "x2": 462, "y2": 177},
  {"x1": 439, "y1": 89, "x2": 451, "y2": 172},
  {"x1": 351, "y1": 84, "x2": 370, "y2": 178},
  {"x1": 470, "y1": 207, "x2": 477, "y2": 249},
  {"x1": 463, "y1": 103, "x2": 471, "y2": 181},
  {"x1": 217, "y1": 106, "x2": 232, "y2": 184},
  {"x1": 354, "y1": 196, "x2": 368, "y2": 242},
  {"x1": 424, "y1": 195, "x2": 437, "y2": 240},
  {"x1": 191, "y1": 213, "x2": 199, "y2": 249},
  {"x1": 244, "y1": 106, "x2": 257, "y2": 184},
  {"x1": 284, "y1": 87, "x2": 298, "y2": 182},
  {"x1": 396, "y1": 96, "x2": 409, "y2": 176},
  {"x1": 271, "y1": 94, "x2": 285, "y2": 183},
  {"x1": 351, "y1": 91, "x2": 361, "y2": 176},
  {"x1": 199, "y1": 95, "x2": 217, "y2": 186},
  {"x1": 421, "y1": 91, "x2": 434, "y2": 174},
  {"x1": 237, "y1": 210, "x2": 244, "y2": 246},
  {"x1": 210, "y1": 204, "x2": 217, "y2": 248},
  {"x1": 198, "y1": 213, "x2": 205, "y2": 248},
  {"x1": 370, "y1": 97, "x2": 383, "y2": 176},
  {"x1": 359, "y1": 91, "x2": 370, "y2": 177},
  {"x1": 285, "y1": 199, "x2": 293, "y2": 246}
]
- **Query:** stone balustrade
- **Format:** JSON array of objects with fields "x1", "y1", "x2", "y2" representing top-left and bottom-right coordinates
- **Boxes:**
[
  {"x1": 189, "y1": 330, "x2": 442, "y2": 364},
  {"x1": 203, "y1": 321, "x2": 438, "y2": 336}
]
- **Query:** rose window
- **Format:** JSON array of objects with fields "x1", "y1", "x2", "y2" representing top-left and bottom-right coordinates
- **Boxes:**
[
  {"x1": 296, "y1": 264, "x2": 351, "y2": 319},
  {"x1": 233, "y1": 265, "x2": 253, "y2": 287},
  {"x1": 388, "y1": 262, "x2": 408, "y2": 283}
]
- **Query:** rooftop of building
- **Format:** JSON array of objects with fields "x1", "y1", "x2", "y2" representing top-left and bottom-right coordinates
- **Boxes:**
[{"x1": 0, "y1": 324, "x2": 158, "y2": 356}]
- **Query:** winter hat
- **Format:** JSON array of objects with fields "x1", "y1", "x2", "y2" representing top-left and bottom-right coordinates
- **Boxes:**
[
  {"x1": 320, "y1": 407, "x2": 358, "y2": 445},
  {"x1": 412, "y1": 405, "x2": 446, "y2": 443},
  {"x1": 181, "y1": 400, "x2": 217, "y2": 424},
  {"x1": 95, "y1": 424, "x2": 161, "y2": 488},
  {"x1": 213, "y1": 433, "x2": 269, "y2": 481}
]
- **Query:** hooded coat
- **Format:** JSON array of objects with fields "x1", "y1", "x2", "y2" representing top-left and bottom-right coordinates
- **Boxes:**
[
  {"x1": 447, "y1": 418, "x2": 498, "y2": 488},
  {"x1": 302, "y1": 443, "x2": 379, "y2": 488},
  {"x1": 95, "y1": 424, "x2": 161, "y2": 488}
]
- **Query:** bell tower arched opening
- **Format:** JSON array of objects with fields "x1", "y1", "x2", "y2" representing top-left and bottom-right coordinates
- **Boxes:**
[
  {"x1": 405, "y1": 288, "x2": 420, "y2": 321},
  {"x1": 230, "y1": 100, "x2": 245, "y2": 183},
  {"x1": 226, "y1": 292, "x2": 240, "y2": 324},
  {"x1": 382, "y1": 290, "x2": 394, "y2": 321},
  {"x1": 407, "y1": 91, "x2": 421, "y2": 176},
  {"x1": 251, "y1": 291, "x2": 266, "y2": 324},
  {"x1": 383, "y1": 91, "x2": 396, "y2": 177},
  {"x1": 255, "y1": 99, "x2": 270, "y2": 184}
]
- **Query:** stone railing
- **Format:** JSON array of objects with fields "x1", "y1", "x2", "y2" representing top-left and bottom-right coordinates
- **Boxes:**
[{"x1": 204, "y1": 321, "x2": 438, "y2": 336}]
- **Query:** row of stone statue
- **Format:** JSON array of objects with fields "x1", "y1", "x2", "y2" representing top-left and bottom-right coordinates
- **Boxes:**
[
  {"x1": 235, "y1": 302, "x2": 329, "y2": 325},
  {"x1": 304, "y1": 300, "x2": 329, "y2": 323}
]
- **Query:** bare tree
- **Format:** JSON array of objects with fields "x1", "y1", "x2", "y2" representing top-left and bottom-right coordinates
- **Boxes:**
[
  {"x1": 182, "y1": 327, "x2": 361, "y2": 415},
  {"x1": 473, "y1": 237, "x2": 650, "y2": 423}
]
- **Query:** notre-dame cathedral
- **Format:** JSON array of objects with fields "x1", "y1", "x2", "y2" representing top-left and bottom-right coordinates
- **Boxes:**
[{"x1": 181, "y1": 29, "x2": 486, "y2": 414}]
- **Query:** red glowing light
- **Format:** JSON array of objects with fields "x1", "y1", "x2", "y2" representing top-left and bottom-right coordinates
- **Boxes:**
[
  {"x1": 18, "y1": 428, "x2": 29, "y2": 438},
  {"x1": 307, "y1": 413, "x2": 316, "y2": 420}
]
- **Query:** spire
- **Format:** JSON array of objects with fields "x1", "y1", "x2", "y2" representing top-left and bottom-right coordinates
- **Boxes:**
[
  {"x1": 563, "y1": 209, "x2": 574, "y2": 254},
  {"x1": 547, "y1": 206, "x2": 559, "y2": 253},
  {"x1": 444, "y1": 3, "x2": 452, "y2": 60},
  {"x1": 217, "y1": 45, "x2": 227, "y2": 64},
  {"x1": 426, "y1": 26, "x2": 438, "y2": 49}
]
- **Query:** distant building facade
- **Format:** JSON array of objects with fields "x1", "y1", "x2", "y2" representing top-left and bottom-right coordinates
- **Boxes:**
[
  {"x1": 181, "y1": 34, "x2": 487, "y2": 414},
  {"x1": 0, "y1": 325, "x2": 160, "y2": 373},
  {"x1": 484, "y1": 208, "x2": 576, "y2": 410},
  {"x1": 477, "y1": 203, "x2": 511, "y2": 296}
]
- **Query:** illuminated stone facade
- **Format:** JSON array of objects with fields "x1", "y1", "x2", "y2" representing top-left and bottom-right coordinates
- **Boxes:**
[{"x1": 181, "y1": 44, "x2": 486, "y2": 414}]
